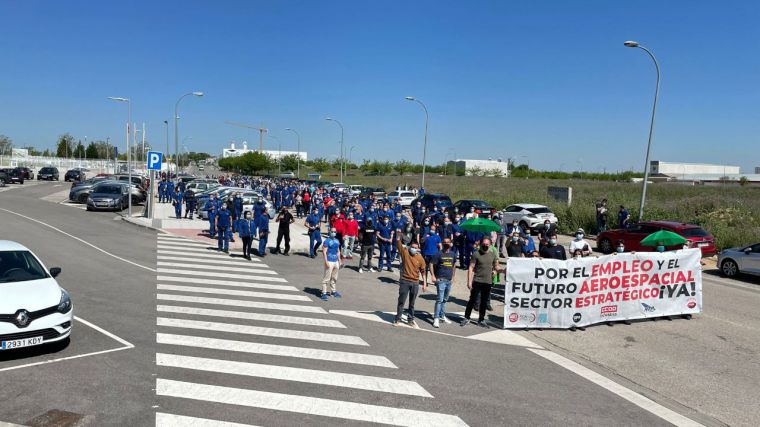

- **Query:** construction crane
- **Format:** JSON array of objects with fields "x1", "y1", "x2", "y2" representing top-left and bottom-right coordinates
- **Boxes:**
[{"x1": 224, "y1": 121, "x2": 267, "y2": 151}]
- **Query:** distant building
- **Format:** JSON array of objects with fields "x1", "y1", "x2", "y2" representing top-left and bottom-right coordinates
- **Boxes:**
[
  {"x1": 650, "y1": 161, "x2": 739, "y2": 176},
  {"x1": 447, "y1": 159, "x2": 509, "y2": 177},
  {"x1": 222, "y1": 141, "x2": 306, "y2": 161},
  {"x1": 755, "y1": 167, "x2": 760, "y2": 174}
]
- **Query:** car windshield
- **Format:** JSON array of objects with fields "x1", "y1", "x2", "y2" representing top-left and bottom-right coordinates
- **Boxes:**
[
  {"x1": 470, "y1": 200, "x2": 490, "y2": 208},
  {"x1": 527, "y1": 207, "x2": 551, "y2": 214},
  {"x1": 681, "y1": 227, "x2": 709, "y2": 238},
  {"x1": 0, "y1": 250, "x2": 49, "y2": 283},
  {"x1": 94, "y1": 185, "x2": 122, "y2": 194}
]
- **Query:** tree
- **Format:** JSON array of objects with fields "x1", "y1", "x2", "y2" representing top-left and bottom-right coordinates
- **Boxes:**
[
  {"x1": 239, "y1": 151, "x2": 272, "y2": 175},
  {"x1": 394, "y1": 160, "x2": 412, "y2": 175},
  {"x1": 55, "y1": 133, "x2": 75, "y2": 158},
  {"x1": 280, "y1": 154, "x2": 300, "y2": 172},
  {"x1": 311, "y1": 157, "x2": 330, "y2": 173},
  {"x1": 0, "y1": 135, "x2": 13, "y2": 157},
  {"x1": 42, "y1": 149, "x2": 52, "y2": 157},
  {"x1": 85, "y1": 142, "x2": 99, "y2": 159},
  {"x1": 73, "y1": 141, "x2": 85, "y2": 158},
  {"x1": 466, "y1": 166, "x2": 483, "y2": 176},
  {"x1": 739, "y1": 176, "x2": 749, "y2": 187}
]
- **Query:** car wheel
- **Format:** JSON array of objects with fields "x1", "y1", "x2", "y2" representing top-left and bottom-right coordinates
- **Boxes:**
[
  {"x1": 86, "y1": 206, "x2": 93, "y2": 211},
  {"x1": 79, "y1": 194, "x2": 89, "y2": 203},
  {"x1": 720, "y1": 259, "x2": 739, "y2": 277},
  {"x1": 19, "y1": 179, "x2": 24, "y2": 184},
  {"x1": 598, "y1": 238, "x2": 613, "y2": 254},
  {"x1": 116, "y1": 201, "x2": 123, "y2": 211}
]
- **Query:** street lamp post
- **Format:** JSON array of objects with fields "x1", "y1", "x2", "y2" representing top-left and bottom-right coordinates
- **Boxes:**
[
  {"x1": 348, "y1": 146, "x2": 355, "y2": 169},
  {"x1": 164, "y1": 120, "x2": 169, "y2": 174},
  {"x1": 175, "y1": 91, "x2": 203, "y2": 176},
  {"x1": 325, "y1": 118, "x2": 344, "y2": 182},
  {"x1": 405, "y1": 96, "x2": 429, "y2": 190},
  {"x1": 285, "y1": 128, "x2": 301, "y2": 179},
  {"x1": 107, "y1": 96, "x2": 132, "y2": 216},
  {"x1": 625, "y1": 40, "x2": 660, "y2": 221}
]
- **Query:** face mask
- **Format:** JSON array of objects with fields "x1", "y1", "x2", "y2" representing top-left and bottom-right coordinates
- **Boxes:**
[
  {"x1": 512, "y1": 236, "x2": 519, "y2": 242},
  {"x1": 409, "y1": 247, "x2": 418, "y2": 256},
  {"x1": 656, "y1": 246, "x2": 665, "y2": 253},
  {"x1": 481, "y1": 244, "x2": 490, "y2": 251},
  {"x1": 443, "y1": 244, "x2": 451, "y2": 251},
  {"x1": 424, "y1": 220, "x2": 429, "y2": 225},
  {"x1": 383, "y1": 220, "x2": 389, "y2": 224},
  {"x1": 395, "y1": 216, "x2": 401, "y2": 220},
  {"x1": 549, "y1": 239, "x2": 557, "y2": 246},
  {"x1": 513, "y1": 222, "x2": 518, "y2": 227},
  {"x1": 545, "y1": 224, "x2": 551, "y2": 229},
  {"x1": 616, "y1": 247, "x2": 624, "y2": 253},
  {"x1": 576, "y1": 234, "x2": 583, "y2": 240},
  {"x1": 329, "y1": 232, "x2": 336, "y2": 237}
]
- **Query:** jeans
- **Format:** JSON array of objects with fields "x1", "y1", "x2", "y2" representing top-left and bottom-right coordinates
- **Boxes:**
[
  {"x1": 342, "y1": 236, "x2": 355, "y2": 258},
  {"x1": 496, "y1": 234, "x2": 508, "y2": 256},
  {"x1": 309, "y1": 231, "x2": 323, "y2": 257},
  {"x1": 378, "y1": 242, "x2": 392, "y2": 269},
  {"x1": 217, "y1": 226, "x2": 229, "y2": 252},
  {"x1": 435, "y1": 279, "x2": 452, "y2": 319},
  {"x1": 395, "y1": 279, "x2": 420, "y2": 323},
  {"x1": 464, "y1": 281, "x2": 492, "y2": 322}
]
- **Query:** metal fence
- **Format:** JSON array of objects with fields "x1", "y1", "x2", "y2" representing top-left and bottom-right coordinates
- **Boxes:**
[{"x1": 0, "y1": 155, "x2": 145, "y2": 175}]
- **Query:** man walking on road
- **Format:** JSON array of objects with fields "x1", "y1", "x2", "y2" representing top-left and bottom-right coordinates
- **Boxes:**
[
  {"x1": 461, "y1": 237, "x2": 501, "y2": 328},
  {"x1": 321, "y1": 227, "x2": 343, "y2": 301},
  {"x1": 394, "y1": 237, "x2": 427, "y2": 328},
  {"x1": 275, "y1": 206, "x2": 295, "y2": 255},
  {"x1": 430, "y1": 237, "x2": 456, "y2": 328},
  {"x1": 215, "y1": 203, "x2": 231, "y2": 253},
  {"x1": 238, "y1": 211, "x2": 255, "y2": 260},
  {"x1": 183, "y1": 187, "x2": 196, "y2": 219},
  {"x1": 256, "y1": 211, "x2": 270, "y2": 257},
  {"x1": 305, "y1": 206, "x2": 322, "y2": 259},
  {"x1": 359, "y1": 219, "x2": 377, "y2": 273}
]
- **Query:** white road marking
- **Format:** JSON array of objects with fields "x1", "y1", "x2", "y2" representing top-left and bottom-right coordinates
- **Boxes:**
[
  {"x1": 157, "y1": 333, "x2": 395, "y2": 368},
  {"x1": 157, "y1": 243, "x2": 221, "y2": 252},
  {"x1": 157, "y1": 353, "x2": 431, "y2": 397},
  {"x1": 157, "y1": 284, "x2": 310, "y2": 301},
  {"x1": 158, "y1": 266, "x2": 276, "y2": 277},
  {"x1": 156, "y1": 379, "x2": 467, "y2": 426},
  {"x1": 0, "y1": 208, "x2": 156, "y2": 272},
  {"x1": 157, "y1": 249, "x2": 263, "y2": 263},
  {"x1": 157, "y1": 261, "x2": 271, "y2": 273},
  {"x1": 157, "y1": 294, "x2": 326, "y2": 313},
  {"x1": 0, "y1": 316, "x2": 134, "y2": 373},
  {"x1": 468, "y1": 330, "x2": 543, "y2": 349},
  {"x1": 157, "y1": 268, "x2": 283, "y2": 281},
  {"x1": 528, "y1": 349, "x2": 703, "y2": 427},
  {"x1": 156, "y1": 240, "x2": 210, "y2": 248},
  {"x1": 157, "y1": 255, "x2": 262, "y2": 267},
  {"x1": 155, "y1": 413, "x2": 259, "y2": 427},
  {"x1": 157, "y1": 305, "x2": 345, "y2": 328},
  {"x1": 157, "y1": 317, "x2": 368, "y2": 346},
  {"x1": 157, "y1": 276, "x2": 295, "y2": 291}
]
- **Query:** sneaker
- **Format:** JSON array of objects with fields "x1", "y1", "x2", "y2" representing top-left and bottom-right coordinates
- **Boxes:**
[
  {"x1": 408, "y1": 320, "x2": 420, "y2": 329},
  {"x1": 386, "y1": 267, "x2": 393, "y2": 272},
  {"x1": 358, "y1": 268, "x2": 364, "y2": 273},
  {"x1": 369, "y1": 268, "x2": 378, "y2": 273},
  {"x1": 477, "y1": 320, "x2": 490, "y2": 328},
  {"x1": 442, "y1": 316, "x2": 453, "y2": 324},
  {"x1": 460, "y1": 318, "x2": 470, "y2": 327},
  {"x1": 392, "y1": 320, "x2": 402, "y2": 327},
  {"x1": 487, "y1": 304, "x2": 493, "y2": 312},
  {"x1": 433, "y1": 318, "x2": 440, "y2": 328},
  {"x1": 332, "y1": 291, "x2": 342, "y2": 298},
  {"x1": 321, "y1": 293, "x2": 329, "y2": 301}
]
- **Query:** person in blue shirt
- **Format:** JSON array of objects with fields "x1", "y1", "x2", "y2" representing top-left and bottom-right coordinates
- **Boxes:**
[
  {"x1": 305, "y1": 206, "x2": 323, "y2": 258},
  {"x1": 462, "y1": 230, "x2": 485, "y2": 269},
  {"x1": 215, "y1": 204, "x2": 231, "y2": 253},
  {"x1": 232, "y1": 193, "x2": 243, "y2": 222},
  {"x1": 172, "y1": 189, "x2": 184, "y2": 219},
  {"x1": 207, "y1": 193, "x2": 219, "y2": 238},
  {"x1": 618, "y1": 205, "x2": 631, "y2": 229},
  {"x1": 238, "y1": 211, "x2": 255, "y2": 260},
  {"x1": 391, "y1": 212, "x2": 405, "y2": 261},
  {"x1": 321, "y1": 227, "x2": 343, "y2": 301},
  {"x1": 158, "y1": 179, "x2": 167, "y2": 203},
  {"x1": 256, "y1": 211, "x2": 270, "y2": 257},
  {"x1": 166, "y1": 180, "x2": 175, "y2": 204},
  {"x1": 252, "y1": 195, "x2": 267, "y2": 233},
  {"x1": 376, "y1": 216, "x2": 394, "y2": 272},
  {"x1": 421, "y1": 223, "x2": 442, "y2": 275},
  {"x1": 177, "y1": 180, "x2": 186, "y2": 194}
]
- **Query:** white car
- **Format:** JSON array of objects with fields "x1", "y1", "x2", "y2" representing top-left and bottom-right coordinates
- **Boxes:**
[
  {"x1": 387, "y1": 190, "x2": 417, "y2": 207},
  {"x1": 0, "y1": 241, "x2": 73, "y2": 351},
  {"x1": 326, "y1": 183, "x2": 348, "y2": 193},
  {"x1": 501, "y1": 204, "x2": 558, "y2": 233},
  {"x1": 348, "y1": 185, "x2": 364, "y2": 196}
]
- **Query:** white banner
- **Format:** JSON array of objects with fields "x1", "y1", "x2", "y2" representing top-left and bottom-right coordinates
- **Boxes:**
[{"x1": 504, "y1": 249, "x2": 703, "y2": 329}]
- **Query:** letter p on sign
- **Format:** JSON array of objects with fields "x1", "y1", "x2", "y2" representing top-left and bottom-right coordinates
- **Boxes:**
[{"x1": 147, "y1": 151, "x2": 163, "y2": 171}]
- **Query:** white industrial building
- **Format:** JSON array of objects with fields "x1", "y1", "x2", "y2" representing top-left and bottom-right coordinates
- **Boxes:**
[
  {"x1": 447, "y1": 159, "x2": 510, "y2": 177},
  {"x1": 222, "y1": 141, "x2": 307, "y2": 161},
  {"x1": 650, "y1": 161, "x2": 740, "y2": 176}
]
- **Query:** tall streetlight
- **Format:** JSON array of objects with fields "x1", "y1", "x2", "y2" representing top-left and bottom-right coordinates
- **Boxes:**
[
  {"x1": 325, "y1": 117, "x2": 344, "y2": 182},
  {"x1": 164, "y1": 120, "x2": 170, "y2": 174},
  {"x1": 624, "y1": 40, "x2": 660, "y2": 221},
  {"x1": 175, "y1": 91, "x2": 204, "y2": 176},
  {"x1": 285, "y1": 127, "x2": 301, "y2": 179},
  {"x1": 107, "y1": 96, "x2": 132, "y2": 216},
  {"x1": 404, "y1": 96, "x2": 429, "y2": 189},
  {"x1": 348, "y1": 145, "x2": 355, "y2": 169}
]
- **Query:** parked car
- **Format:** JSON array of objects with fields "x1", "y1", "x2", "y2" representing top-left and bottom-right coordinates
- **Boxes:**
[
  {"x1": 186, "y1": 180, "x2": 220, "y2": 194},
  {"x1": 596, "y1": 221, "x2": 716, "y2": 257},
  {"x1": 0, "y1": 168, "x2": 24, "y2": 184},
  {"x1": 360, "y1": 187, "x2": 386, "y2": 198},
  {"x1": 37, "y1": 167, "x2": 60, "y2": 181},
  {"x1": 387, "y1": 190, "x2": 417, "y2": 207},
  {"x1": 326, "y1": 183, "x2": 348, "y2": 193},
  {"x1": 16, "y1": 167, "x2": 34, "y2": 180},
  {"x1": 412, "y1": 193, "x2": 453, "y2": 211},
  {"x1": 69, "y1": 178, "x2": 115, "y2": 203},
  {"x1": 64, "y1": 169, "x2": 86, "y2": 182},
  {"x1": 348, "y1": 185, "x2": 364, "y2": 196},
  {"x1": 280, "y1": 172, "x2": 296, "y2": 179},
  {"x1": 86, "y1": 182, "x2": 130, "y2": 211},
  {"x1": 717, "y1": 242, "x2": 760, "y2": 277},
  {"x1": 501, "y1": 204, "x2": 558, "y2": 234},
  {"x1": 0, "y1": 240, "x2": 73, "y2": 351},
  {"x1": 452, "y1": 199, "x2": 494, "y2": 219},
  {"x1": 113, "y1": 175, "x2": 147, "y2": 191},
  {"x1": 0, "y1": 169, "x2": 7, "y2": 185}
]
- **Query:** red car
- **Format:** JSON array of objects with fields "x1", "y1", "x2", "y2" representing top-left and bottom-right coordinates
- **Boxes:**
[{"x1": 596, "y1": 221, "x2": 716, "y2": 257}]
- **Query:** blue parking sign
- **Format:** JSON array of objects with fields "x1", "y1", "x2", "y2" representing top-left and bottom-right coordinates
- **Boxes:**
[{"x1": 147, "y1": 151, "x2": 163, "y2": 170}]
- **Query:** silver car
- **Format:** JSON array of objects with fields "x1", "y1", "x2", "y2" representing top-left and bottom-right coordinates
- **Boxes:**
[{"x1": 718, "y1": 243, "x2": 760, "y2": 277}]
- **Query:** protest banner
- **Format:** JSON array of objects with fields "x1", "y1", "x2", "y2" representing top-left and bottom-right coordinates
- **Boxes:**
[{"x1": 504, "y1": 249, "x2": 702, "y2": 329}]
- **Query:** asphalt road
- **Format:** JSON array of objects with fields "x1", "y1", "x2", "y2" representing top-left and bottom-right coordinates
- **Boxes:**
[{"x1": 1, "y1": 181, "x2": 753, "y2": 426}]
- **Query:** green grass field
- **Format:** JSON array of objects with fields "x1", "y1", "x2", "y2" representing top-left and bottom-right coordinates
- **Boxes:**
[{"x1": 328, "y1": 171, "x2": 760, "y2": 252}]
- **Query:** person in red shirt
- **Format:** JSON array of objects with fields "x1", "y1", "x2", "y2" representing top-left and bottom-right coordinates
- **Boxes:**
[
  {"x1": 332, "y1": 210, "x2": 346, "y2": 245},
  {"x1": 303, "y1": 191, "x2": 311, "y2": 213},
  {"x1": 342, "y1": 212, "x2": 359, "y2": 259}
]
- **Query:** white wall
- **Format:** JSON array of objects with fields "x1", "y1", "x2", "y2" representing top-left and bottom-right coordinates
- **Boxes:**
[{"x1": 651, "y1": 161, "x2": 740, "y2": 175}]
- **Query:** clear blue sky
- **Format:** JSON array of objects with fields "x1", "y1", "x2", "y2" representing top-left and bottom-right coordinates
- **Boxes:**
[{"x1": 1, "y1": 0, "x2": 758, "y2": 172}]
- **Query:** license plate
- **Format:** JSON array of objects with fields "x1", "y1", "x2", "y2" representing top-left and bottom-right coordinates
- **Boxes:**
[
  {"x1": 1, "y1": 336, "x2": 43, "y2": 350},
  {"x1": 698, "y1": 242, "x2": 709, "y2": 247}
]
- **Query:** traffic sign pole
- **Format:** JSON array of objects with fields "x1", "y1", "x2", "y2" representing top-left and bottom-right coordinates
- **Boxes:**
[{"x1": 146, "y1": 151, "x2": 163, "y2": 220}]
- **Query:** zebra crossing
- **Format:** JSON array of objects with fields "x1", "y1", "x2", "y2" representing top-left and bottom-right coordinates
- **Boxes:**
[{"x1": 154, "y1": 234, "x2": 468, "y2": 427}]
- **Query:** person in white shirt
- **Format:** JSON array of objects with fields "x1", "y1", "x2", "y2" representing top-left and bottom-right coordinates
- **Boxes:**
[{"x1": 569, "y1": 228, "x2": 592, "y2": 257}]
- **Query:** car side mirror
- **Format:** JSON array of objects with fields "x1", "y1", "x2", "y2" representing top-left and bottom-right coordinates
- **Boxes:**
[
  {"x1": 50, "y1": 267, "x2": 62, "y2": 278},
  {"x1": 745, "y1": 248, "x2": 752, "y2": 254}
]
